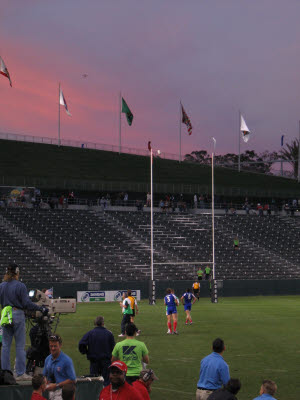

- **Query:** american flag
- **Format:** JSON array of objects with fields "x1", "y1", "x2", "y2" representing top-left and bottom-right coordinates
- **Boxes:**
[
  {"x1": 45, "y1": 287, "x2": 53, "y2": 299},
  {"x1": 181, "y1": 104, "x2": 192, "y2": 135}
]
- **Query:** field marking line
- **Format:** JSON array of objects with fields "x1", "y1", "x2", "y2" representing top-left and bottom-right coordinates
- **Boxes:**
[{"x1": 153, "y1": 386, "x2": 194, "y2": 395}]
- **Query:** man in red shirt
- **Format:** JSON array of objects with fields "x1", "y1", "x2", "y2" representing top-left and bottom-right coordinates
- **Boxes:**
[
  {"x1": 132, "y1": 369, "x2": 158, "y2": 400},
  {"x1": 31, "y1": 374, "x2": 47, "y2": 400},
  {"x1": 99, "y1": 361, "x2": 143, "y2": 400}
]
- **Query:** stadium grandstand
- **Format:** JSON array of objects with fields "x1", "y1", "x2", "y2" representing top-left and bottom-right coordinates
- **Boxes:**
[{"x1": 0, "y1": 138, "x2": 300, "y2": 288}]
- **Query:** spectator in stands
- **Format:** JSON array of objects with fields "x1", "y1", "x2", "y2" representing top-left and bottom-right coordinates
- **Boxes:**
[
  {"x1": 194, "y1": 194, "x2": 198, "y2": 209},
  {"x1": 0, "y1": 263, "x2": 47, "y2": 381},
  {"x1": 99, "y1": 361, "x2": 143, "y2": 400},
  {"x1": 196, "y1": 338, "x2": 230, "y2": 400},
  {"x1": 59, "y1": 195, "x2": 64, "y2": 209},
  {"x1": 123, "y1": 193, "x2": 128, "y2": 205},
  {"x1": 44, "y1": 334, "x2": 76, "y2": 400},
  {"x1": 68, "y1": 191, "x2": 75, "y2": 204},
  {"x1": 207, "y1": 378, "x2": 241, "y2": 400},
  {"x1": 112, "y1": 323, "x2": 149, "y2": 384},
  {"x1": 159, "y1": 199, "x2": 165, "y2": 211},
  {"x1": 252, "y1": 379, "x2": 277, "y2": 400},
  {"x1": 199, "y1": 195, "x2": 205, "y2": 209},
  {"x1": 243, "y1": 201, "x2": 250, "y2": 214},
  {"x1": 233, "y1": 237, "x2": 239, "y2": 250},
  {"x1": 132, "y1": 369, "x2": 158, "y2": 399},
  {"x1": 197, "y1": 267, "x2": 203, "y2": 281},
  {"x1": 136, "y1": 200, "x2": 143, "y2": 211},
  {"x1": 62, "y1": 383, "x2": 76, "y2": 400},
  {"x1": 119, "y1": 293, "x2": 133, "y2": 337},
  {"x1": 257, "y1": 203, "x2": 263, "y2": 216},
  {"x1": 205, "y1": 266, "x2": 211, "y2": 280},
  {"x1": 78, "y1": 316, "x2": 115, "y2": 386},
  {"x1": 31, "y1": 374, "x2": 47, "y2": 400},
  {"x1": 146, "y1": 192, "x2": 151, "y2": 207}
]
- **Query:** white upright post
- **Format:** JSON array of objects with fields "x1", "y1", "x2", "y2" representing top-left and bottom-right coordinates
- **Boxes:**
[
  {"x1": 150, "y1": 148, "x2": 154, "y2": 281},
  {"x1": 212, "y1": 149, "x2": 215, "y2": 280},
  {"x1": 119, "y1": 92, "x2": 121, "y2": 154},
  {"x1": 238, "y1": 110, "x2": 241, "y2": 172},
  {"x1": 58, "y1": 82, "x2": 61, "y2": 147},
  {"x1": 179, "y1": 102, "x2": 182, "y2": 162},
  {"x1": 298, "y1": 121, "x2": 300, "y2": 183}
]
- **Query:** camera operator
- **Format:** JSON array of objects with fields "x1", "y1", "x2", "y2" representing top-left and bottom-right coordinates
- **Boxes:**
[{"x1": 0, "y1": 263, "x2": 48, "y2": 380}]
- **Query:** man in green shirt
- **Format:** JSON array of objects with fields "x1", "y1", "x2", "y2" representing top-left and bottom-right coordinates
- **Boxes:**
[
  {"x1": 205, "y1": 266, "x2": 211, "y2": 280},
  {"x1": 112, "y1": 323, "x2": 149, "y2": 384},
  {"x1": 197, "y1": 268, "x2": 203, "y2": 281}
]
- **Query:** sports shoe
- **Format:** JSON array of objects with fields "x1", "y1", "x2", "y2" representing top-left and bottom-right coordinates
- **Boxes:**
[
  {"x1": 167, "y1": 330, "x2": 172, "y2": 334},
  {"x1": 173, "y1": 331, "x2": 179, "y2": 335},
  {"x1": 118, "y1": 333, "x2": 125, "y2": 337},
  {"x1": 136, "y1": 332, "x2": 140, "y2": 336},
  {"x1": 16, "y1": 373, "x2": 32, "y2": 381},
  {"x1": 190, "y1": 322, "x2": 193, "y2": 325},
  {"x1": 137, "y1": 329, "x2": 141, "y2": 334}
]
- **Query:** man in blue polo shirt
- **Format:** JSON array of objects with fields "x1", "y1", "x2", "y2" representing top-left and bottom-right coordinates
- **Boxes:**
[
  {"x1": 196, "y1": 338, "x2": 230, "y2": 400},
  {"x1": 43, "y1": 334, "x2": 76, "y2": 400},
  {"x1": 253, "y1": 380, "x2": 277, "y2": 400}
]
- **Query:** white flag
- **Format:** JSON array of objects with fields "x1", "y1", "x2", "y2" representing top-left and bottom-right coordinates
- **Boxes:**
[
  {"x1": 240, "y1": 115, "x2": 250, "y2": 143},
  {"x1": 59, "y1": 88, "x2": 71, "y2": 116},
  {"x1": 0, "y1": 56, "x2": 12, "y2": 87}
]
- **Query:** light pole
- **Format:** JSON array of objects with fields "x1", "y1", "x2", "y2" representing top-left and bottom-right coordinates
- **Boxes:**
[{"x1": 211, "y1": 138, "x2": 218, "y2": 303}]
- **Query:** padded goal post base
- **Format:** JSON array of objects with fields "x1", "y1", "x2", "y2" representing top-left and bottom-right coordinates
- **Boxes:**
[{"x1": 149, "y1": 280, "x2": 156, "y2": 305}]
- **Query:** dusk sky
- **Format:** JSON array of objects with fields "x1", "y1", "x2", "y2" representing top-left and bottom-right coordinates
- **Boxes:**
[{"x1": 1, "y1": 1, "x2": 300, "y2": 158}]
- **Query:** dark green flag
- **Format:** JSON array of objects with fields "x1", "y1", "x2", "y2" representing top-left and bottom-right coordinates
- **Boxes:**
[{"x1": 122, "y1": 97, "x2": 133, "y2": 126}]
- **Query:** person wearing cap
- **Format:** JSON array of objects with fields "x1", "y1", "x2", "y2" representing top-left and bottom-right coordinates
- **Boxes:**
[
  {"x1": 132, "y1": 369, "x2": 158, "y2": 400},
  {"x1": 78, "y1": 315, "x2": 115, "y2": 386},
  {"x1": 0, "y1": 263, "x2": 48, "y2": 380},
  {"x1": 99, "y1": 361, "x2": 143, "y2": 400},
  {"x1": 43, "y1": 334, "x2": 76, "y2": 400},
  {"x1": 196, "y1": 338, "x2": 230, "y2": 400},
  {"x1": 112, "y1": 323, "x2": 149, "y2": 384}
]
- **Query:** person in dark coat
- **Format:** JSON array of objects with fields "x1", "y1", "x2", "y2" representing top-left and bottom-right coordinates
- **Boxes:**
[
  {"x1": 79, "y1": 316, "x2": 115, "y2": 386},
  {"x1": 207, "y1": 379, "x2": 241, "y2": 400}
]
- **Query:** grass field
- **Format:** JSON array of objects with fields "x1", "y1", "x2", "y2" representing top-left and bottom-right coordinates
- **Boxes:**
[{"x1": 24, "y1": 296, "x2": 300, "y2": 400}]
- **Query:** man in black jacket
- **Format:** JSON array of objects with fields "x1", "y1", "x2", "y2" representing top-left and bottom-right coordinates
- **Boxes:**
[
  {"x1": 207, "y1": 379, "x2": 241, "y2": 400},
  {"x1": 78, "y1": 316, "x2": 115, "y2": 386}
]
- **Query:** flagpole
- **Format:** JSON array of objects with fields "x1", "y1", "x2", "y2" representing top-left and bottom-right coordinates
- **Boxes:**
[
  {"x1": 119, "y1": 92, "x2": 121, "y2": 154},
  {"x1": 238, "y1": 110, "x2": 241, "y2": 172},
  {"x1": 298, "y1": 121, "x2": 300, "y2": 183},
  {"x1": 150, "y1": 148, "x2": 154, "y2": 281},
  {"x1": 179, "y1": 101, "x2": 182, "y2": 162},
  {"x1": 58, "y1": 82, "x2": 61, "y2": 147}
]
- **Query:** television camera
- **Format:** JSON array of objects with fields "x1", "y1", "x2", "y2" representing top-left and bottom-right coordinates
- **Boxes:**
[{"x1": 26, "y1": 289, "x2": 76, "y2": 374}]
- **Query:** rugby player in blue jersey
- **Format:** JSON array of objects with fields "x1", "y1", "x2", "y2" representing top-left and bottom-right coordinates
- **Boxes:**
[
  {"x1": 181, "y1": 288, "x2": 196, "y2": 325},
  {"x1": 164, "y1": 288, "x2": 179, "y2": 334}
]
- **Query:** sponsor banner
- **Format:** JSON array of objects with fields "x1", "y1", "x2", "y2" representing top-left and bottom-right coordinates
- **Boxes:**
[{"x1": 77, "y1": 290, "x2": 141, "y2": 303}]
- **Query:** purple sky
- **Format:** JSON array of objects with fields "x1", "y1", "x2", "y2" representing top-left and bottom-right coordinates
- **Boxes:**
[{"x1": 1, "y1": 1, "x2": 300, "y2": 158}]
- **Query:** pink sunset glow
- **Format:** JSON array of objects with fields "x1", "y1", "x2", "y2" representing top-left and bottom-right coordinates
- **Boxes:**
[{"x1": 1, "y1": 1, "x2": 300, "y2": 158}]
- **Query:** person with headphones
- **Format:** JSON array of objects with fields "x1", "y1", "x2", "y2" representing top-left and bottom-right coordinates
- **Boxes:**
[
  {"x1": 132, "y1": 369, "x2": 158, "y2": 399},
  {"x1": 0, "y1": 263, "x2": 48, "y2": 380}
]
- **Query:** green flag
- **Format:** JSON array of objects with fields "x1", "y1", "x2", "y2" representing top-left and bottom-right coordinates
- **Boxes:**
[{"x1": 122, "y1": 97, "x2": 133, "y2": 126}]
